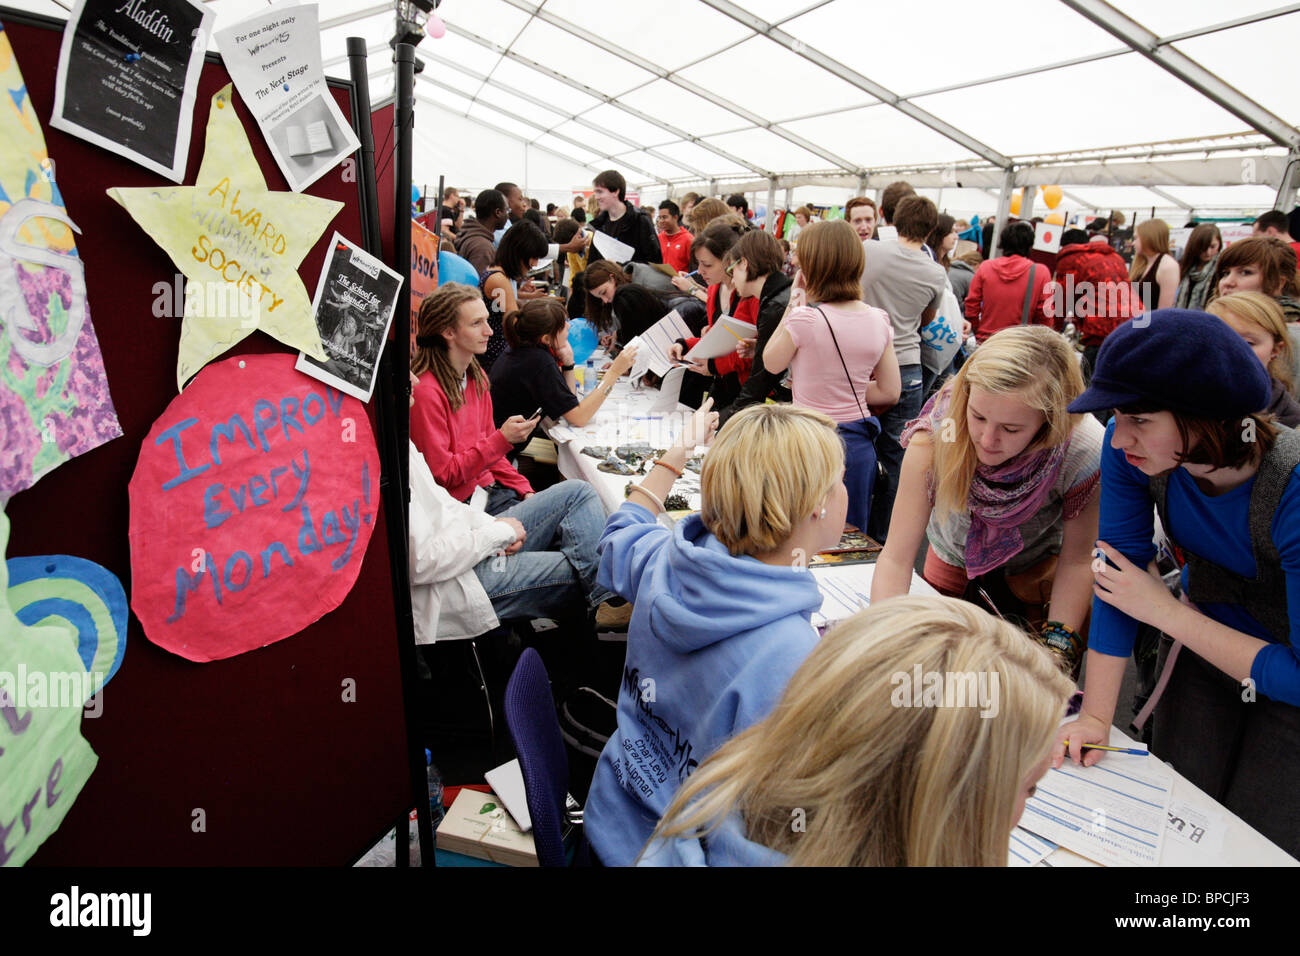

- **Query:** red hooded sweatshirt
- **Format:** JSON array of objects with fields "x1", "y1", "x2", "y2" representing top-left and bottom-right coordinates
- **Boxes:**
[
  {"x1": 964, "y1": 255, "x2": 1056, "y2": 342},
  {"x1": 1053, "y1": 241, "x2": 1140, "y2": 347}
]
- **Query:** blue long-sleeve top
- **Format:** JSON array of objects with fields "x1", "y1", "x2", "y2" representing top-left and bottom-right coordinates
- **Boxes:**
[{"x1": 1092, "y1": 420, "x2": 1300, "y2": 705}]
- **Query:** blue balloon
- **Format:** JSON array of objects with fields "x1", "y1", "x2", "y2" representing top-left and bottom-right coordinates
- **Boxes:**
[
  {"x1": 437, "y1": 250, "x2": 480, "y2": 288},
  {"x1": 412, "y1": 184, "x2": 422, "y2": 202},
  {"x1": 568, "y1": 318, "x2": 598, "y2": 365}
]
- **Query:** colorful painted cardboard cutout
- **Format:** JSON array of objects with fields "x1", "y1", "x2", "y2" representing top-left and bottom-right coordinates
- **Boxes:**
[
  {"x1": 128, "y1": 352, "x2": 379, "y2": 661},
  {"x1": 0, "y1": 510, "x2": 99, "y2": 867},
  {"x1": 108, "y1": 85, "x2": 343, "y2": 391},
  {"x1": 0, "y1": 22, "x2": 122, "y2": 501},
  {"x1": 7, "y1": 554, "x2": 128, "y2": 694}
]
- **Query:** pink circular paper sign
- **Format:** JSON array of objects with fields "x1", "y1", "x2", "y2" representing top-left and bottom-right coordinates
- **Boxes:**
[{"x1": 129, "y1": 353, "x2": 380, "y2": 662}]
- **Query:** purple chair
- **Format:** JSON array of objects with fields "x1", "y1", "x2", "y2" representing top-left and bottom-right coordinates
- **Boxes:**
[{"x1": 504, "y1": 648, "x2": 573, "y2": 867}]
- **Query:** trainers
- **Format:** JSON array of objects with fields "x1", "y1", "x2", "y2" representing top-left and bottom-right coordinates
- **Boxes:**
[{"x1": 594, "y1": 601, "x2": 633, "y2": 631}]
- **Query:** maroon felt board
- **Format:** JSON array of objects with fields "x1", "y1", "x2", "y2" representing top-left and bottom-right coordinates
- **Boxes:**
[{"x1": 2, "y1": 9, "x2": 409, "y2": 865}]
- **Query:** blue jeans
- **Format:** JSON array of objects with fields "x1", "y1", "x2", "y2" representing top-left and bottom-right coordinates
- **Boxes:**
[
  {"x1": 474, "y1": 479, "x2": 614, "y2": 620},
  {"x1": 868, "y1": 363, "x2": 923, "y2": 542}
]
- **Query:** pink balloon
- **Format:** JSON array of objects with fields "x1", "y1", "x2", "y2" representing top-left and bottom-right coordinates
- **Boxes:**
[{"x1": 427, "y1": 13, "x2": 446, "y2": 38}]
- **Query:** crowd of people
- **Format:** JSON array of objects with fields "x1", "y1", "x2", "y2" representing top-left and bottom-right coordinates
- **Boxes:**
[{"x1": 410, "y1": 169, "x2": 1300, "y2": 865}]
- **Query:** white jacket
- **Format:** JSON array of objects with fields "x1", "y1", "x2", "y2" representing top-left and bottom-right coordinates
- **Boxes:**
[{"x1": 408, "y1": 443, "x2": 518, "y2": 643}]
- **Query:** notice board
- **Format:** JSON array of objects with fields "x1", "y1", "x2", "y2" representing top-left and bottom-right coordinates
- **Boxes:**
[{"x1": 2, "y1": 9, "x2": 408, "y2": 865}]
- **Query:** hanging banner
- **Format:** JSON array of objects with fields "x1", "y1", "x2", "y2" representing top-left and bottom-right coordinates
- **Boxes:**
[
  {"x1": 0, "y1": 510, "x2": 99, "y2": 867},
  {"x1": 0, "y1": 23, "x2": 122, "y2": 502},
  {"x1": 51, "y1": 0, "x2": 213, "y2": 182},
  {"x1": 108, "y1": 84, "x2": 342, "y2": 391},
  {"x1": 213, "y1": 3, "x2": 360, "y2": 193},
  {"x1": 409, "y1": 218, "x2": 439, "y2": 355},
  {"x1": 295, "y1": 232, "x2": 403, "y2": 403},
  {"x1": 128, "y1": 353, "x2": 380, "y2": 662}
]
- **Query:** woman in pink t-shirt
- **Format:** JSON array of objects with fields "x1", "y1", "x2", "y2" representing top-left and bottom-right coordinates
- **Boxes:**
[{"x1": 764, "y1": 220, "x2": 900, "y2": 532}]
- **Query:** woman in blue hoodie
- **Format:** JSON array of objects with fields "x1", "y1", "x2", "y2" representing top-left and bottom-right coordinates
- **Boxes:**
[{"x1": 584, "y1": 401, "x2": 848, "y2": 866}]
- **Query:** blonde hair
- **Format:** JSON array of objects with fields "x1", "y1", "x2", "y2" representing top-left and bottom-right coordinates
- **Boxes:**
[
  {"x1": 701, "y1": 404, "x2": 843, "y2": 556},
  {"x1": 410, "y1": 282, "x2": 488, "y2": 412},
  {"x1": 931, "y1": 326, "x2": 1084, "y2": 519},
  {"x1": 1130, "y1": 218, "x2": 1171, "y2": 281},
  {"x1": 1207, "y1": 291, "x2": 1295, "y2": 393},
  {"x1": 646, "y1": 596, "x2": 1072, "y2": 866}
]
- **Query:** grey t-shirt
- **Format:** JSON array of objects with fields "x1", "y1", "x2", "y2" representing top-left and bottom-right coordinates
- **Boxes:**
[{"x1": 860, "y1": 240, "x2": 947, "y2": 367}]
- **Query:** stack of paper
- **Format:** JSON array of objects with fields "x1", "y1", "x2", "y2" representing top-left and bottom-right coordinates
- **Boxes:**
[
  {"x1": 684, "y1": 316, "x2": 756, "y2": 362},
  {"x1": 1018, "y1": 754, "x2": 1173, "y2": 866}
]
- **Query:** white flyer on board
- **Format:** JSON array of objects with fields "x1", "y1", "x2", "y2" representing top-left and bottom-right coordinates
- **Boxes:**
[{"x1": 215, "y1": 3, "x2": 360, "y2": 191}]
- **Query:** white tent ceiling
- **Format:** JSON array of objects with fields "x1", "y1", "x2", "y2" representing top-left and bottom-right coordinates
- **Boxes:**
[{"x1": 12, "y1": 0, "x2": 1300, "y2": 217}]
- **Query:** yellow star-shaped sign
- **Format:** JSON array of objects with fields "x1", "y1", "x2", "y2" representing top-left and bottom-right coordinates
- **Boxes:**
[{"x1": 108, "y1": 85, "x2": 343, "y2": 390}]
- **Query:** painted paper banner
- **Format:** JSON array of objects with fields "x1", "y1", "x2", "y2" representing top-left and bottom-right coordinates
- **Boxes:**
[
  {"x1": 410, "y1": 218, "x2": 438, "y2": 356},
  {"x1": 7, "y1": 555, "x2": 129, "y2": 694},
  {"x1": 128, "y1": 352, "x2": 379, "y2": 661},
  {"x1": 0, "y1": 510, "x2": 98, "y2": 867},
  {"x1": 108, "y1": 84, "x2": 342, "y2": 391},
  {"x1": 0, "y1": 23, "x2": 122, "y2": 501}
]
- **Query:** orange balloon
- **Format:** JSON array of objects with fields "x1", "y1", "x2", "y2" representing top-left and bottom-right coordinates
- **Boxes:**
[
  {"x1": 1045, "y1": 210, "x2": 1065, "y2": 225},
  {"x1": 1010, "y1": 192, "x2": 1022, "y2": 216},
  {"x1": 1043, "y1": 185, "x2": 1063, "y2": 209}
]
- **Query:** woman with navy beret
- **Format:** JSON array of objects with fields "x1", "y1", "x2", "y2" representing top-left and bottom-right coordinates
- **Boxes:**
[{"x1": 1054, "y1": 308, "x2": 1300, "y2": 856}]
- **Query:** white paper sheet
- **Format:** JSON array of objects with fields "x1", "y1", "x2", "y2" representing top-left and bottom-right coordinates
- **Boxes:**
[
  {"x1": 629, "y1": 309, "x2": 694, "y2": 379},
  {"x1": 1020, "y1": 754, "x2": 1173, "y2": 866},
  {"x1": 1009, "y1": 827, "x2": 1057, "y2": 867},
  {"x1": 684, "y1": 316, "x2": 756, "y2": 362},
  {"x1": 214, "y1": 3, "x2": 361, "y2": 192},
  {"x1": 592, "y1": 229, "x2": 636, "y2": 264},
  {"x1": 1164, "y1": 799, "x2": 1226, "y2": 858},
  {"x1": 650, "y1": 366, "x2": 686, "y2": 413}
]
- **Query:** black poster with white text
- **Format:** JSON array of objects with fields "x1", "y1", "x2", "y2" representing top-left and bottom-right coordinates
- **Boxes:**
[{"x1": 52, "y1": 0, "x2": 212, "y2": 181}]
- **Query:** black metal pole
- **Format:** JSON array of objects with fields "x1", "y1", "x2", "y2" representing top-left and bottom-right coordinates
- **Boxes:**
[
  {"x1": 347, "y1": 37, "x2": 381, "y2": 256},
  {"x1": 348, "y1": 35, "x2": 432, "y2": 868},
  {"x1": 388, "y1": 40, "x2": 433, "y2": 867}
]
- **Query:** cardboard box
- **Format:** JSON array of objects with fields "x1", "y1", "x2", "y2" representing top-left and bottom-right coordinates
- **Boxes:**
[{"x1": 436, "y1": 789, "x2": 538, "y2": 867}]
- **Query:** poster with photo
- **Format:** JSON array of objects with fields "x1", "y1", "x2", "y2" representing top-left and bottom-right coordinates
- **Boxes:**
[
  {"x1": 296, "y1": 233, "x2": 402, "y2": 403},
  {"x1": 51, "y1": 0, "x2": 213, "y2": 182},
  {"x1": 214, "y1": 3, "x2": 360, "y2": 192}
]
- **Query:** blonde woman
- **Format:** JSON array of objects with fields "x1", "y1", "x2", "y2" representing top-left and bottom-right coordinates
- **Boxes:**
[
  {"x1": 1130, "y1": 219, "x2": 1179, "y2": 312},
  {"x1": 585, "y1": 402, "x2": 848, "y2": 866},
  {"x1": 641, "y1": 596, "x2": 1072, "y2": 866},
  {"x1": 871, "y1": 326, "x2": 1102, "y2": 677},
  {"x1": 1207, "y1": 291, "x2": 1300, "y2": 427}
]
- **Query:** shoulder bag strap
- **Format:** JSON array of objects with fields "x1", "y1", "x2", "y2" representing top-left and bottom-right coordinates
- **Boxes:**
[
  {"x1": 1020, "y1": 263, "x2": 1040, "y2": 325},
  {"x1": 815, "y1": 306, "x2": 869, "y2": 422}
]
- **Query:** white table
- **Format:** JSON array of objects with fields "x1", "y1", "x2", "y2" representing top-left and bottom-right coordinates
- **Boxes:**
[{"x1": 549, "y1": 375, "x2": 1297, "y2": 867}]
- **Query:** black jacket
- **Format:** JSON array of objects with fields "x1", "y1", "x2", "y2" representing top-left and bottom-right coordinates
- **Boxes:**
[
  {"x1": 718, "y1": 272, "x2": 793, "y2": 427},
  {"x1": 589, "y1": 201, "x2": 663, "y2": 265}
]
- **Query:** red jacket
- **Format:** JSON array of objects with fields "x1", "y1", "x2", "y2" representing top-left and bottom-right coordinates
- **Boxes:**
[
  {"x1": 1053, "y1": 242, "x2": 1140, "y2": 346},
  {"x1": 964, "y1": 255, "x2": 1056, "y2": 342},
  {"x1": 410, "y1": 370, "x2": 533, "y2": 502},
  {"x1": 658, "y1": 229, "x2": 692, "y2": 273},
  {"x1": 683, "y1": 285, "x2": 759, "y2": 380}
]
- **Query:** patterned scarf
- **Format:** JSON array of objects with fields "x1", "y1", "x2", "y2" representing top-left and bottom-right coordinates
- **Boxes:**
[{"x1": 903, "y1": 390, "x2": 1069, "y2": 578}]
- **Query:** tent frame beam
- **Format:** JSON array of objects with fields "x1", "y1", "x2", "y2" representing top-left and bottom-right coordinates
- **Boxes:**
[
  {"x1": 1060, "y1": 0, "x2": 1300, "y2": 149},
  {"x1": 445, "y1": 21, "x2": 774, "y2": 180},
  {"x1": 417, "y1": 52, "x2": 710, "y2": 180},
  {"x1": 698, "y1": 0, "x2": 1013, "y2": 169},
  {"x1": 490, "y1": 0, "x2": 859, "y2": 175},
  {"x1": 414, "y1": 80, "x2": 671, "y2": 186}
]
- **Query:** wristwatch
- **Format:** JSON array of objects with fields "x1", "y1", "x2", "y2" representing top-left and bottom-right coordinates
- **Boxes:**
[{"x1": 560, "y1": 363, "x2": 575, "y2": 371}]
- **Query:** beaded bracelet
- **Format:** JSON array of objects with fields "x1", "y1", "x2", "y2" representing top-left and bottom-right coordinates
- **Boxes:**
[{"x1": 651, "y1": 459, "x2": 683, "y2": 478}]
